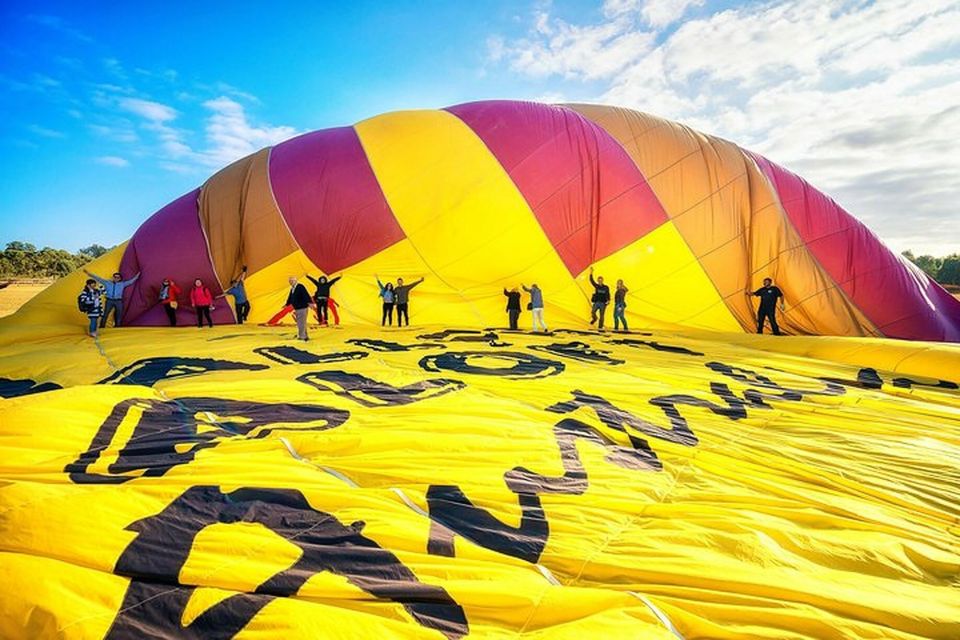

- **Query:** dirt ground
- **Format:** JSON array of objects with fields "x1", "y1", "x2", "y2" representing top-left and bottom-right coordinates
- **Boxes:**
[{"x1": 0, "y1": 282, "x2": 50, "y2": 318}]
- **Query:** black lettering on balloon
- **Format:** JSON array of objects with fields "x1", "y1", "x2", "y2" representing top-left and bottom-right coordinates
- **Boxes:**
[
  {"x1": 0, "y1": 377, "x2": 62, "y2": 398},
  {"x1": 504, "y1": 418, "x2": 658, "y2": 494},
  {"x1": 528, "y1": 341, "x2": 624, "y2": 366},
  {"x1": 253, "y1": 346, "x2": 368, "y2": 365},
  {"x1": 420, "y1": 351, "x2": 564, "y2": 379},
  {"x1": 426, "y1": 485, "x2": 548, "y2": 564},
  {"x1": 548, "y1": 389, "x2": 696, "y2": 449},
  {"x1": 418, "y1": 329, "x2": 506, "y2": 345},
  {"x1": 65, "y1": 398, "x2": 349, "y2": 484},
  {"x1": 608, "y1": 338, "x2": 704, "y2": 357},
  {"x1": 297, "y1": 371, "x2": 465, "y2": 407},
  {"x1": 709, "y1": 362, "x2": 845, "y2": 399},
  {"x1": 98, "y1": 357, "x2": 268, "y2": 386},
  {"x1": 105, "y1": 485, "x2": 468, "y2": 640},
  {"x1": 819, "y1": 367, "x2": 958, "y2": 391},
  {"x1": 346, "y1": 338, "x2": 445, "y2": 352}
]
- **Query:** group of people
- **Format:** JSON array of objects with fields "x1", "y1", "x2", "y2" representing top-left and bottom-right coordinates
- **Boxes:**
[
  {"x1": 79, "y1": 268, "x2": 248, "y2": 336},
  {"x1": 79, "y1": 266, "x2": 787, "y2": 338}
]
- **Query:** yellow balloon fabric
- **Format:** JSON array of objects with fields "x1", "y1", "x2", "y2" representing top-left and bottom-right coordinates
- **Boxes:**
[{"x1": 1, "y1": 319, "x2": 958, "y2": 639}]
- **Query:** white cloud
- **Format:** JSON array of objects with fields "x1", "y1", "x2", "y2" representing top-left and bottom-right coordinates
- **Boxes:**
[
  {"x1": 25, "y1": 14, "x2": 93, "y2": 43},
  {"x1": 199, "y1": 96, "x2": 297, "y2": 167},
  {"x1": 488, "y1": 0, "x2": 960, "y2": 256},
  {"x1": 27, "y1": 124, "x2": 66, "y2": 138},
  {"x1": 95, "y1": 156, "x2": 129, "y2": 167},
  {"x1": 119, "y1": 97, "x2": 178, "y2": 122}
]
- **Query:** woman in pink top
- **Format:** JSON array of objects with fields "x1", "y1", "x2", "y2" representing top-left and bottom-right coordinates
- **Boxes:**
[{"x1": 189, "y1": 278, "x2": 215, "y2": 328}]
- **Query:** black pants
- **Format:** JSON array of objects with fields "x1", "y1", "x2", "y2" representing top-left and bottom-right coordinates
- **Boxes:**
[
  {"x1": 591, "y1": 302, "x2": 608, "y2": 329},
  {"x1": 163, "y1": 304, "x2": 177, "y2": 326},
  {"x1": 101, "y1": 298, "x2": 123, "y2": 328},
  {"x1": 196, "y1": 305, "x2": 213, "y2": 328},
  {"x1": 757, "y1": 307, "x2": 780, "y2": 335},
  {"x1": 382, "y1": 302, "x2": 394, "y2": 326},
  {"x1": 235, "y1": 301, "x2": 250, "y2": 324},
  {"x1": 316, "y1": 297, "x2": 329, "y2": 324},
  {"x1": 397, "y1": 303, "x2": 409, "y2": 326},
  {"x1": 508, "y1": 309, "x2": 520, "y2": 330}
]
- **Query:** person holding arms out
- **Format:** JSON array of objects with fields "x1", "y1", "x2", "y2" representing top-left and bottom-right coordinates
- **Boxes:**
[
  {"x1": 522, "y1": 283, "x2": 547, "y2": 332},
  {"x1": 84, "y1": 269, "x2": 140, "y2": 329},
  {"x1": 306, "y1": 274, "x2": 341, "y2": 326},
  {"x1": 219, "y1": 266, "x2": 250, "y2": 324},
  {"x1": 377, "y1": 276, "x2": 395, "y2": 326},
  {"x1": 748, "y1": 278, "x2": 785, "y2": 335},
  {"x1": 588, "y1": 267, "x2": 611, "y2": 330},
  {"x1": 393, "y1": 276, "x2": 424, "y2": 327}
]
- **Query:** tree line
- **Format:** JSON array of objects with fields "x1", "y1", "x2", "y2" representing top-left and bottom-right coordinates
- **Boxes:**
[
  {"x1": 0, "y1": 240, "x2": 957, "y2": 286},
  {"x1": 0, "y1": 241, "x2": 111, "y2": 279},
  {"x1": 901, "y1": 251, "x2": 960, "y2": 287}
]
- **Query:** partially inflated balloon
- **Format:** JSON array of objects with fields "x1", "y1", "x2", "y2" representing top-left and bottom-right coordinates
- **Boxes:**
[{"x1": 1, "y1": 101, "x2": 958, "y2": 640}]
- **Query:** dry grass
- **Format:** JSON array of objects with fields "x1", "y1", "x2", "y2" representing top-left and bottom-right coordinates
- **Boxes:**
[{"x1": 0, "y1": 282, "x2": 50, "y2": 318}]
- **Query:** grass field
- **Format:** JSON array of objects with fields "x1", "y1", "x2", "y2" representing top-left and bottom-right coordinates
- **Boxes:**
[{"x1": 0, "y1": 282, "x2": 50, "y2": 318}]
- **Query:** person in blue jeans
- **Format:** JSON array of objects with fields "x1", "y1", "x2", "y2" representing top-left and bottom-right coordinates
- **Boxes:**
[
  {"x1": 78, "y1": 279, "x2": 103, "y2": 338},
  {"x1": 84, "y1": 268, "x2": 140, "y2": 328},
  {"x1": 219, "y1": 266, "x2": 250, "y2": 324},
  {"x1": 588, "y1": 267, "x2": 611, "y2": 330},
  {"x1": 377, "y1": 277, "x2": 396, "y2": 326},
  {"x1": 613, "y1": 279, "x2": 629, "y2": 332}
]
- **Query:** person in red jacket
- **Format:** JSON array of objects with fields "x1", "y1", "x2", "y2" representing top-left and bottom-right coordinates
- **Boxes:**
[
  {"x1": 158, "y1": 278, "x2": 182, "y2": 326},
  {"x1": 189, "y1": 278, "x2": 215, "y2": 328}
]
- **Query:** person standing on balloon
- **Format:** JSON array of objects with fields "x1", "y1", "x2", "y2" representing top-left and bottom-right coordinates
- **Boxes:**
[
  {"x1": 613, "y1": 279, "x2": 629, "y2": 332},
  {"x1": 218, "y1": 266, "x2": 250, "y2": 324},
  {"x1": 84, "y1": 268, "x2": 140, "y2": 329},
  {"x1": 522, "y1": 283, "x2": 547, "y2": 332},
  {"x1": 158, "y1": 277, "x2": 181, "y2": 326},
  {"x1": 189, "y1": 278, "x2": 215, "y2": 328},
  {"x1": 393, "y1": 276, "x2": 424, "y2": 327},
  {"x1": 588, "y1": 267, "x2": 611, "y2": 330},
  {"x1": 377, "y1": 276, "x2": 395, "y2": 326},
  {"x1": 287, "y1": 276, "x2": 314, "y2": 341},
  {"x1": 78, "y1": 278, "x2": 103, "y2": 338},
  {"x1": 748, "y1": 278, "x2": 785, "y2": 335},
  {"x1": 306, "y1": 274, "x2": 341, "y2": 326},
  {"x1": 503, "y1": 286, "x2": 522, "y2": 330}
]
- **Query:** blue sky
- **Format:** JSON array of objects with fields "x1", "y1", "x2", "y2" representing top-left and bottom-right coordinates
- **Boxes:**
[{"x1": 2, "y1": 0, "x2": 958, "y2": 255}]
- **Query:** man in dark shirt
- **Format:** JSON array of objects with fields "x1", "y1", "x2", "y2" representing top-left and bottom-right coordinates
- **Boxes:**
[
  {"x1": 588, "y1": 267, "x2": 611, "y2": 330},
  {"x1": 306, "y1": 274, "x2": 341, "y2": 325},
  {"x1": 748, "y1": 278, "x2": 785, "y2": 335},
  {"x1": 503, "y1": 287, "x2": 522, "y2": 330},
  {"x1": 393, "y1": 276, "x2": 424, "y2": 327},
  {"x1": 286, "y1": 276, "x2": 314, "y2": 341}
]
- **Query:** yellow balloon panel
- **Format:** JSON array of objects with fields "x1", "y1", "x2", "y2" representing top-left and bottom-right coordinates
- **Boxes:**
[{"x1": 1, "y1": 321, "x2": 958, "y2": 638}]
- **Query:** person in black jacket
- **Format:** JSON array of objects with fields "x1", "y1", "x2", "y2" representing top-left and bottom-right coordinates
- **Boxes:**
[
  {"x1": 588, "y1": 267, "x2": 611, "y2": 330},
  {"x1": 287, "y1": 276, "x2": 314, "y2": 341},
  {"x1": 306, "y1": 274, "x2": 341, "y2": 325},
  {"x1": 503, "y1": 287, "x2": 522, "y2": 330},
  {"x1": 393, "y1": 276, "x2": 424, "y2": 327},
  {"x1": 747, "y1": 278, "x2": 785, "y2": 335}
]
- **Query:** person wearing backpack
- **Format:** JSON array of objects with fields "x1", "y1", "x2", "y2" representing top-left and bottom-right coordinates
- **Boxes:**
[
  {"x1": 78, "y1": 279, "x2": 103, "y2": 338},
  {"x1": 189, "y1": 278, "x2": 215, "y2": 328}
]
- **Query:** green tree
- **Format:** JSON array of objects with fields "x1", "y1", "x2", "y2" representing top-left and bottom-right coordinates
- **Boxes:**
[
  {"x1": 937, "y1": 255, "x2": 960, "y2": 285},
  {"x1": 901, "y1": 251, "x2": 942, "y2": 279},
  {"x1": 79, "y1": 244, "x2": 108, "y2": 258}
]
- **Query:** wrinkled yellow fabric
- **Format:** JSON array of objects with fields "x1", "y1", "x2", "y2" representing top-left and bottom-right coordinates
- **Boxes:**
[{"x1": 0, "y1": 316, "x2": 958, "y2": 639}]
